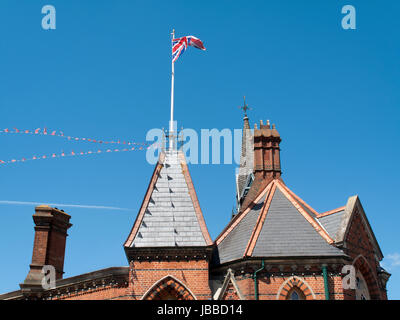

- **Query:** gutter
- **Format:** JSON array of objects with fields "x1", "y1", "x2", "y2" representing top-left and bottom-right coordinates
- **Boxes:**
[
  {"x1": 253, "y1": 260, "x2": 265, "y2": 300},
  {"x1": 322, "y1": 265, "x2": 330, "y2": 300}
]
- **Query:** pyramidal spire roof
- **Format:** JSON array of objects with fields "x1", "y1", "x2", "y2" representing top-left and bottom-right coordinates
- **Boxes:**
[
  {"x1": 124, "y1": 150, "x2": 212, "y2": 248},
  {"x1": 236, "y1": 115, "x2": 254, "y2": 208},
  {"x1": 214, "y1": 179, "x2": 346, "y2": 265}
]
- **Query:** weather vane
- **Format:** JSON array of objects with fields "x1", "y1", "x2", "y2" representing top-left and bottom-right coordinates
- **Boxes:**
[{"x1": 239, "y1": 96, "x2": 251, "y2": 117}]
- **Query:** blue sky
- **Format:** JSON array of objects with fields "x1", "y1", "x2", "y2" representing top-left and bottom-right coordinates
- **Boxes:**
[{"x1": 0, "y1": 0, "x2": 399, "y2": 298}]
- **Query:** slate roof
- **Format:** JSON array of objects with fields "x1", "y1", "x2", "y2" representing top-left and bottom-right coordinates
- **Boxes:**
[
  {"x1": 216, "y1": 193, "x2": 267, "y2": 264},
  {"x1": 252, "y1": 188, "x2": 344, "y2": 257},
  {"x1": 124, "y1": 150, "x2": 212, "y2": 248},
  {"x1": 317, "y1": 209, "x2": 346, "y2": 241},
  {"x1": 215, "y1": 179, "x2": 346, "y2": 265}
]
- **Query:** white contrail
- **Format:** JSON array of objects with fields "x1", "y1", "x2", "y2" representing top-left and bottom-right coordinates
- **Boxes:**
[{"x1": 0, "y1": 200, "x2": 132, "y2": 211}]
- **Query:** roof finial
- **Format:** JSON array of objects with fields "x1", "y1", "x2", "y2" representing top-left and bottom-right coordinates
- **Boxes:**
[{"x1": 239, "y1": 96, "x2": 251, "y2": 117}]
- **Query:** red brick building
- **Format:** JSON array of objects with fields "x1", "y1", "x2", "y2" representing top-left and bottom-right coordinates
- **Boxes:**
[{"x1": 0, "y1": 115, "x2": 390, "y2": 300}]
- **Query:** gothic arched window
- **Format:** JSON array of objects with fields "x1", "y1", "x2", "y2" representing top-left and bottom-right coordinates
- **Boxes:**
[
  {"x1": 355, "y1": 271, "x2": 370, "y2": 300},
  {"x1": 286, "y1": 287, "x2": 306, "y2": 300},
  {"x1": 291, "y1": 291, "x2": 300, "y2": 300}
]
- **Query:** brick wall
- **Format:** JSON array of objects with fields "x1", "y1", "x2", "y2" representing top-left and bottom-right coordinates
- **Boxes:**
[
  {"x1": 52, "y1": 258, "x2": 211, "y2": 300},
  {"x1": 129, "y1": 259, "x2": 211, "y2": 300},
  {"x1": 233, "y1": 274, "x2": 343, "y2": 300},
  {"x1": 343, "y1": 207, "x2": 385, "y2": 299},
  {"x1": 214, "y1": 263, "x2": 352, "y2": 301},
  {"x1": 46, "y1": 228, "x2": 69, "y2": 279}
]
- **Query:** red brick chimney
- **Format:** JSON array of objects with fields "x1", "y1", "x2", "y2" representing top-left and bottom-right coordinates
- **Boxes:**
[
  {"x1": 240, "y1": 120, "x2": 282, "y2": 211},
  {"x1": 20, "y1": 205, "x2": 72, "y2": 295},
  {"x1": 253, "y1": 120, "x2": 281, "y2": 179}
]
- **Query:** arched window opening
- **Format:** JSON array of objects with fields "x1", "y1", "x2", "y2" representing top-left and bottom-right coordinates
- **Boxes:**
[
  {"x1": 142, "y1": 276, "x2": 196, "y2": 300},
  {"x1": 355, "y1": 271, "x2": 370, "y2": 300},
  {"x1": 286, "y1": 287, "x2": 306, "y2": 300},
  {"x1": 152, "y1": 287, "x2": 180, "y2": 300},
  {"x1": 291, "y1": 291, "x2": 300, "y2": 300}
]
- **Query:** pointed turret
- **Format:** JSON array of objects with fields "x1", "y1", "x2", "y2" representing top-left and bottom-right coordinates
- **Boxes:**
[
  {"x1": 124, "y1": 149, "x2": 212, "y2": 252},
  {"x1": 124, "y1": 148, "x2": 213, "y2": 299},
  {"x1": 235, "y1": 114, "x2": 254, "y2": 211}
]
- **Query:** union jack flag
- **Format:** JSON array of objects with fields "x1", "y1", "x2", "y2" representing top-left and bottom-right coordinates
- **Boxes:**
[{"x1": 172, "y1": 35, "x2": 206, "y2": 63}]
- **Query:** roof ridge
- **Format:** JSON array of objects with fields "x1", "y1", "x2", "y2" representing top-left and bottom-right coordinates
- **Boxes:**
[
  {"x1": 318, "y1": 206, "x2": 346, "y2": 218},
  {"x1": 278, "y1": 182, "x2": 319, "y2": 216},
  {"x1": 215, "y1": 180, "x2": 274, "y2": 246},
  {"x1": 275, "y1": 180, "x2": 334, "y2": 244},
  {"x1": 123, "y1": 153, "x2": 165, "y2": 247},
  {"x1": 243, "y1": 181, "x2": 277, "y2": 257}
]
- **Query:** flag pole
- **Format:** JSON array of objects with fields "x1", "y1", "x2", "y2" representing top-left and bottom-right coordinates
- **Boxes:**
[{"x1": 169, "y1": 29, "x2": 175, "y2": 150}]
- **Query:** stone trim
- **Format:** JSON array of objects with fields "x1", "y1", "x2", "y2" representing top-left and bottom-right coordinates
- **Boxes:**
[
  {"x1": 318, "y1": 206, "x2": 346, "y2": 218},
  {"x1": 278, "y1": 181, "x2": 320, "y2": 216},
  {"x1": 215, "y1": 269, "x2": 245, "y2": 300},
  {"x1": 125, "y1": 246, "x2": 214, "y2": 262},
  {"x1": 337, "y1": 196, "x2": 383, "y2": 260}
]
